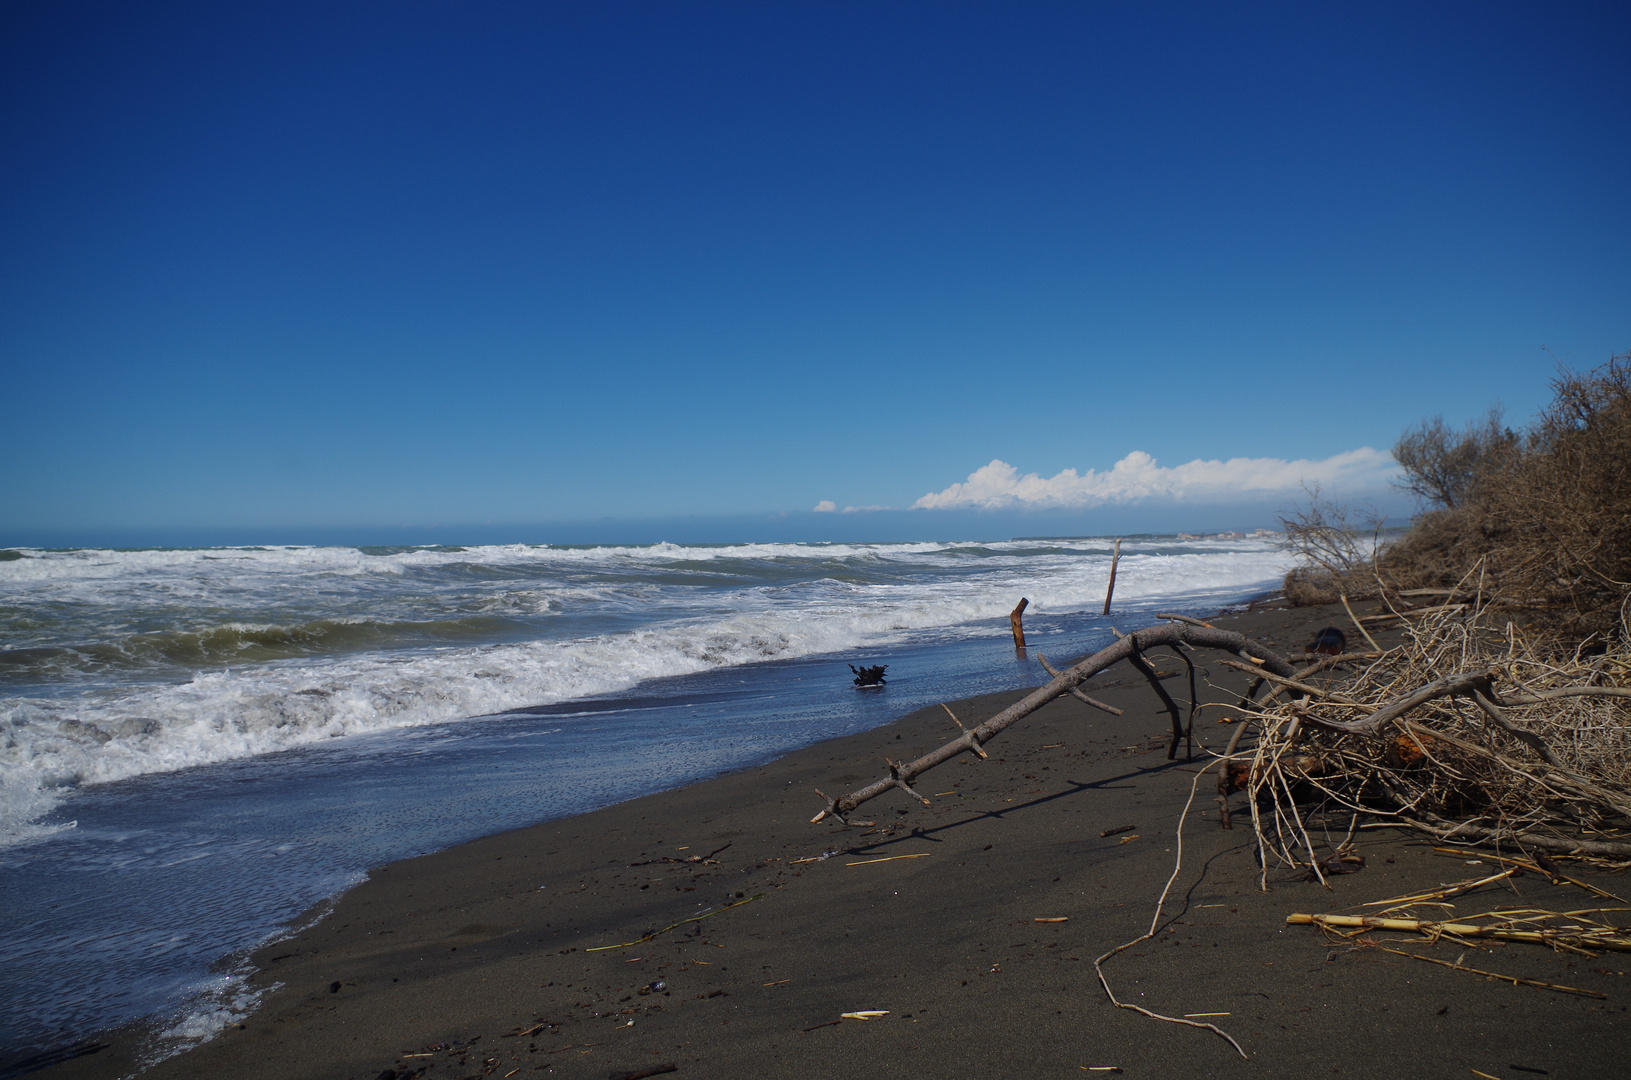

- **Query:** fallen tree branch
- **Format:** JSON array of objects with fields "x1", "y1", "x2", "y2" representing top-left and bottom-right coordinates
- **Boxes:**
[{"x1": 809, "y1": 623, "x2": 1297, "y2": 824}]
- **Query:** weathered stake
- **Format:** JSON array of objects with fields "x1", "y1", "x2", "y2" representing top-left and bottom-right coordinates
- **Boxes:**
[{"x1": 1102, "y1": 539, "x2": 1122, "y2": 615}]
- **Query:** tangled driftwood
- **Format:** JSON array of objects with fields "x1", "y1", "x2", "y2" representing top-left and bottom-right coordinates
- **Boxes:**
[
  {"x1": 814, "y1": 595, "x2": 1631, "y2": 883},
  {"x1": 1221, "y1": 601, "x2": 1631, "y2": 878}
]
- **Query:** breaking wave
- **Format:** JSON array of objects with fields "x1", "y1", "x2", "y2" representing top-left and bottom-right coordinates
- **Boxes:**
[{"x1": 0, "y1": 537, "x2": 1292, "y2": 845}]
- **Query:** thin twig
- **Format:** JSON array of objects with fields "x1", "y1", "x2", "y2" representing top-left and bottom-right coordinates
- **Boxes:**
[
  {"x1": 586, "y1": 894, "x2": 764, "y2": 952},
  {"x1": 1093, "y1": 762, "x2": 1248, "y2": 1059},
  {"x1": 1369, "y1": 944, "x2": 1607, "y2": 999}
]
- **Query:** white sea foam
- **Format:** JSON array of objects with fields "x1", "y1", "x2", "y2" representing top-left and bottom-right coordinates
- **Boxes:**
[{"x1": 0, "y1": 538, "x2": 1293, "y2": 845}]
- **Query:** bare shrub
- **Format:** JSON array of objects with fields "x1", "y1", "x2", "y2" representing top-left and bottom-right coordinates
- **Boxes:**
[
  {"x1": 1278, "y1": 486, "x2": 1385, "y2": 604},
  {"x1": 1392, "y1": 408, "x2": 1518, "y2": 510}
]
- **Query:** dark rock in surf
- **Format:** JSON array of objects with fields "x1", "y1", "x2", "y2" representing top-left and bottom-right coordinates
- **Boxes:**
[{"x1": 849, "y1": 664, "x2": 887, "y2": 687}]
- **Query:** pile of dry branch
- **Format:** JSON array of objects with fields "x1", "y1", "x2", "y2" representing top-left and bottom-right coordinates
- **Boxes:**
[{"x1": 1223, "y1": 601, "x2": 1631, "y2": 881}]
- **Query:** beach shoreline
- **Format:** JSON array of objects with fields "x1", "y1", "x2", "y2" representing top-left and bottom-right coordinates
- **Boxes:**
[{"x1": 37, "y1": 600, "x2": 1631, "y2": 1080}]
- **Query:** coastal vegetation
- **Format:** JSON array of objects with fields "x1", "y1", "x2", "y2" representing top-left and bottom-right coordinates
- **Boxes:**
[{"x1": 1282, "y1": 349, "x2": 1631, "y2": 638}]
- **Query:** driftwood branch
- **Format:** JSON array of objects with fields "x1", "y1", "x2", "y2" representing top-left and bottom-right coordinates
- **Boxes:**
[
  {"x1": 1010, "y1": 597, "x2": 1029, "y2": 649},
  {"x1": 810, "y1": 623, "x2": 1296, "y2": 824},
  {"x1": 1472, "y1": 690, "x2": 1561, "y2": 766},
  {"x1": 1035, "y1": 655, "x2": 1124, "y2": 715},
  {"x1": 1113, "y1": 628, "x2": 1188, "y2": 759},
  {"x1": 1399, "y1": 814, "x2": 1631, "y2": 858},
  {"x1": 1299, "y1": 666, "x2": 1503, "y2": 735}
]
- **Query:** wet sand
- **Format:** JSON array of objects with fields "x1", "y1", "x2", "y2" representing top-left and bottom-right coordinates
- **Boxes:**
[{"x1": 43, "y1": 602, "x2": 1631, "y2": 1080}]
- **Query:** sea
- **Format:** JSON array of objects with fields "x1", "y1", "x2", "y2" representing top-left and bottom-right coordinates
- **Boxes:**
[{"x1": 0, "y1": 536, "x2": 1293, "y2": 1073}]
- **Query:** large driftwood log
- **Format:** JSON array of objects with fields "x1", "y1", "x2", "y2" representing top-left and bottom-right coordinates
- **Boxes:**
[{"x1": 810, "y1": 622, "x2": 1298, "y2": 825}]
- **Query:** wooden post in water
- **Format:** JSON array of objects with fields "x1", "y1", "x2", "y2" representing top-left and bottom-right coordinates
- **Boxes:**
[
  {"x1": 1102, "y1": 539, "x2": 1122, "y2": 615},
  {"x1": 1009, "y1": 597, "x2": 1029, "y2": 649}
]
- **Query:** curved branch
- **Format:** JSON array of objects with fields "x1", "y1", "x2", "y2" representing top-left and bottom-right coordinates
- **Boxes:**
[
  {"x1": 1168, "y1": 643, "x2": 1199, "y2": 759},
  {"x1": 1127, "y1": 643, "x2": 1185, "y2": 760},
  {"x1": 1297, "y1": 666, "x2": 1503, "y2": 735}
]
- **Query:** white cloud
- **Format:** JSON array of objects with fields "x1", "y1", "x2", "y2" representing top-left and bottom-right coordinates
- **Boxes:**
[
  {"x1": 815, "y1": 499, "x2": 896, "y2": 513},
  {"x1": 913, "y1": 447, "x2": 1398, "y2": 510}
]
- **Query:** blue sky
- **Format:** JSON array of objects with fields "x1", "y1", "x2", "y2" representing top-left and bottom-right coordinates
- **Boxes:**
[{"x1": 3, "y1": 1, "x2": 1627, "y2": 545}]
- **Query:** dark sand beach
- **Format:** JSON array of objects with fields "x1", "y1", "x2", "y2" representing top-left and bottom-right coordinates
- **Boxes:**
[{"x1": 44, "y1": 603, "x2": 1631, "y2": 1080}]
